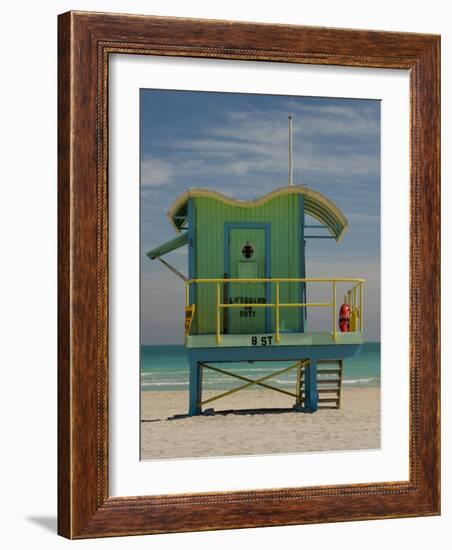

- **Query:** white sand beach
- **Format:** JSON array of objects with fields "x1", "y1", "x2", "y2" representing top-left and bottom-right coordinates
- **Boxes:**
[{"x1": 141, "y1": 387, "x2": 380, "y2": 460}]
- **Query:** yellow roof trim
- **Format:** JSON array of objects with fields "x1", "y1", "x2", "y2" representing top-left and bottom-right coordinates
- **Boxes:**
[{"x1": 167, "y1": 186, "x2": 348, "y2": 241}]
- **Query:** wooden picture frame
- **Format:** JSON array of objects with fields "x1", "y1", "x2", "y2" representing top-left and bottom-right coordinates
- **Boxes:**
[{"x1": 58, "y1": 11, "x2": 440, "y2": 538}]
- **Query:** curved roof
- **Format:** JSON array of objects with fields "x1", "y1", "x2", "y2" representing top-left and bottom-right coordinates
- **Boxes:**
[{"x1": 168, "y1": 186, "x2": 348, "y2": 241}]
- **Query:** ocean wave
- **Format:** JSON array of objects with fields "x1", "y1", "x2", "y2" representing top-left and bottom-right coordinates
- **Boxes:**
[
  {"x1": 343, "y1": 377, "x2": 378, "y2": 385},
  {"x1": 141, "y1": 371, "x2": 190, "y2": 378},
  {"x1": 141, "y1": 381, "x2": 189, "y2": 387},
  {"x1": 141, "y1": 367, "x2": 287, "y2": 376},
  {"x1": 141, "y1": 377, "x2": 379, "y2": 389}
]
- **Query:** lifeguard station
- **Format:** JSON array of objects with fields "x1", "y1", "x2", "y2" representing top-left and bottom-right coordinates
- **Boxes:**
[{"x1": 147, "y1": 118, "x2": 364, "y2": 416}]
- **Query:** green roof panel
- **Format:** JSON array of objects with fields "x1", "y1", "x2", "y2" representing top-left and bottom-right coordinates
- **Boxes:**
[
  {"x1": 167, "y1": 186, "x2": 348, "y2": 241},
  {"x1": 146, "y1": 232, "x2": 188, "y2": 259}
]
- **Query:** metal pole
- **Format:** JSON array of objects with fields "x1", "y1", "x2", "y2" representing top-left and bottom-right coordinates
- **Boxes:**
[
  {"x1": 296, "y1": 363, "x2": 302, "y2": 407},
  {"x1": 333, "y1": 281, "x2": 337, "y2": 341},
  {"x1": 338, "y1": 359, "x2": 343, "y2": 409},
  {"x1": 216, "y1": 282, "x2": 221, "y2": 344},
  {"x1": 223, "y1": 273, "x2": 229, "y2": 334},
  {"x1": 288, "y1": 115, "x2": 294, "y2": 186},
  {"x1": 360, "y1": 282, "x2": 363, "y2": 333}
]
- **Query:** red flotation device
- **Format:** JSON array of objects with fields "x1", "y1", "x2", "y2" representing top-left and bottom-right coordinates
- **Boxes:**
[{"x1": 339, "y1": 303, "x2": 350, "y2": 332}]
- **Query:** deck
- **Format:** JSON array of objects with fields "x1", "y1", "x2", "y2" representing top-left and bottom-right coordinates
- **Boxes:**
[{"x1": 186, "y1": 331, "x2": 363, "y2": 349}]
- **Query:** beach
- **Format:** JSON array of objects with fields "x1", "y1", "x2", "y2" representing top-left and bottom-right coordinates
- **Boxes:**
[{"x1": 141, "y1": 386, "x2": 380, "y2": 460}]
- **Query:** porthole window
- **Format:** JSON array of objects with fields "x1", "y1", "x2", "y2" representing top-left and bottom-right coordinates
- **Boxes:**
[{"x1": 241, "y1": 242, "x2": 254, "y2": 259}]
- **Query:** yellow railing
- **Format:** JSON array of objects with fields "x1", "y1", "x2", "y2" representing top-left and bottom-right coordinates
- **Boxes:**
[
  {"x1": 185, "y1": 278, "x2": 365, "y2": 344},
  {"x1": 344, "y1": 282, "x2": 363, "y2": 333}
]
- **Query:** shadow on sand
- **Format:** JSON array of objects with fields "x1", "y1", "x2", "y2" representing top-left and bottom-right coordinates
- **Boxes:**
[{"x1": 141, "y1": 406, "x2": 314, "y2": 423}]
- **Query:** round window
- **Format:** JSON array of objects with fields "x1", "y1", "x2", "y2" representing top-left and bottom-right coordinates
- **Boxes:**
[{"x1": 241, "y1": 242, "x2": 254, "y2": 259}]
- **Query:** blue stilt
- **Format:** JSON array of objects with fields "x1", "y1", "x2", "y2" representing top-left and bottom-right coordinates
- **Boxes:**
[
  {"x1": 189, "y1": 361, "x2": 202, "y2": 416},
  {"x1": 304, "y1": 360, "x2": 318, "y2": 412}
]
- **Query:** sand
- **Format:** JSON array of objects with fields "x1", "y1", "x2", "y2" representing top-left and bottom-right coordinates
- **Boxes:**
[{"x1": 141, "y1": 387, "x2": 380, "y2": 460}]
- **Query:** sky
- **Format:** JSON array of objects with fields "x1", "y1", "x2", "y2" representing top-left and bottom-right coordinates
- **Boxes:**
[{"x1": 140, "y1": 90, "x2": 380, "y2": 344}]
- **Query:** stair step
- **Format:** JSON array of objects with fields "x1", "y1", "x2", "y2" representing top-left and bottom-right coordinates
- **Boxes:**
[
  {"x1": 301, "y1": 389, "x2": 340, "y2": 395},
  {"x1": 301, "y1": 378, "x2": 341, "y2": 386},
  {"x1": 301, "y1": 398, "x2": 339, "y2": 406},
  {"x1": 316, "y1": 369, "x2": 341, "y2": 374},
  {"x1": 298, "y1": 360, "x2": 343, "y2": 409}
]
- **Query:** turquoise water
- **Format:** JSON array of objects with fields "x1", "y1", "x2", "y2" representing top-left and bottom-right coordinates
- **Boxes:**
[{"x1": 141, "y1": 342, "x2": 380, "y2": 391}]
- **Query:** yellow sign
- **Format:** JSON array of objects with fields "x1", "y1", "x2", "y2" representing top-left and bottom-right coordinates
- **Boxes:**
[{"x1": 184, "y1": 305, "x2": 195, "y2": 335}]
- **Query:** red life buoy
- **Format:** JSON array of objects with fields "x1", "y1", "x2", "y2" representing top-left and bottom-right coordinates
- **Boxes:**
[{"x1": 339, "y1": 303, "x2": 350, "y2": 332}]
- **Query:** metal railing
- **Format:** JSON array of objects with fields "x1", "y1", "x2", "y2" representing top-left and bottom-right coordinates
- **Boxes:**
[
  {"x1": 185, "y1": 278, "x2": 365, "y2": 344},
  {"x1": 344, "y1": 282, "x2": 363, "y2": 333}
]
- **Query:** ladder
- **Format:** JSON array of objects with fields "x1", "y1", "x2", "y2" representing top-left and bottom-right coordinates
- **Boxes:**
[{"x1": 300, "y1": 359, "x2": 343, "y2": 409}]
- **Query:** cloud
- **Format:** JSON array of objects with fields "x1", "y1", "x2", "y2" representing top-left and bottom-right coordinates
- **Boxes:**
[
  {"x1": 218, "y1": 103, "x2": 379, "y2": 142},
  {"x1": 347, "y1": 212, "x2": 380, "y2": 224},
  {"x1": 161, "y1": 103, "x2": 379, "y2": 184},
  {"x1": 141, "y1": 158, "x2": 173, "y2": 187},
  {"x1": 285, "y1": 102, "x2": 380, "y2": 138}
]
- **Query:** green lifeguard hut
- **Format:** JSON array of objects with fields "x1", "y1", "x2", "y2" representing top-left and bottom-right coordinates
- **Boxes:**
[{"x1": 147, "y1": 120, "x2": 364, "y2": 416}]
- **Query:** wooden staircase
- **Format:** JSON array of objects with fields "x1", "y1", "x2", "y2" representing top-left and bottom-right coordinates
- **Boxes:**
[{"x1": 300, "y1": 360, "x2": 343, "y2": 409}]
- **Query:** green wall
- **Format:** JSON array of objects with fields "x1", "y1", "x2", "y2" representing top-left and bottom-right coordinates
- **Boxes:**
[{"x1": 191, "y1": 195, "x2": 304, "y2": 335}]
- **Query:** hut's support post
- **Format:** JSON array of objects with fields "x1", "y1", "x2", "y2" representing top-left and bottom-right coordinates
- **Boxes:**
[
  {"x1": 295, "y1": 363, "x2": 302, "y2": 407},
  {"x1": 188, "y1": 360, "x2": 203, "y2": 416},
  {"x1": 338, "y1": 359, "x2": 344, "y2": 409},
  {"x1": 304, "y1": 359, "x2": 318, "y2": 412}
]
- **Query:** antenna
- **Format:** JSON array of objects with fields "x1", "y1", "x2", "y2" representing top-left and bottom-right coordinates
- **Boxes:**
[{"x1": 288, "y1": 115, "x2": 294, "y2": 187}]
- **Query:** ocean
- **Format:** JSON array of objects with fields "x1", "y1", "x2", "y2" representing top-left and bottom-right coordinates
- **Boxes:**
[{"x1": 141, "y1": 342, "x2": 380, "y2": 391}]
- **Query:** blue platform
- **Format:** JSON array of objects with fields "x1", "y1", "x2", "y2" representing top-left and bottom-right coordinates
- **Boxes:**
[{"x1": 186, "y1": 341, "x2": 362, "y2": 416}]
